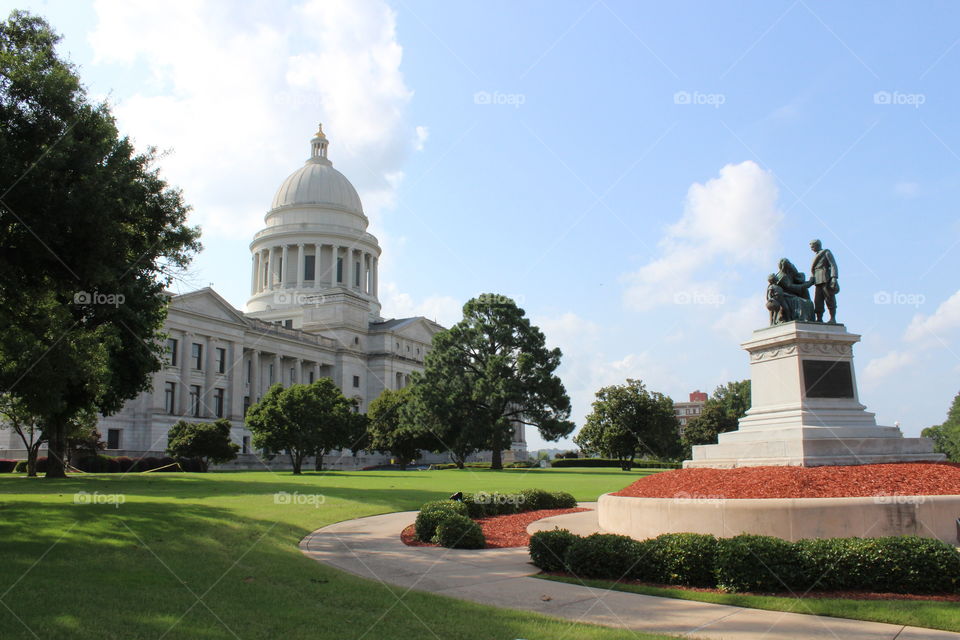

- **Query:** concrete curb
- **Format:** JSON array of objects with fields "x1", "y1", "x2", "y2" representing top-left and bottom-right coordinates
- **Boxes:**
[{"x1": 299, "y1": 508, "x2": 960, "y2": 640}]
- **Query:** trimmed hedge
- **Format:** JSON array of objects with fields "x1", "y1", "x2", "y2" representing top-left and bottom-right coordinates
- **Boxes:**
[
  {"x1": 435, "y1": 514, "x2": 485, "y2": 549},
  {"x1": 460, "y1": 489, "x2": 578, "y2": 518},
  {"x1": 428, "y1": 461, "x2": 539, "y2": 470},
  {"x1": 414, "y1": 500, "x2": 469, "y2": 542},
  {"x1": 550, "y1": 458, "x2": 681, "y2": 469},
  {"x1": 565, "y1": 533, "x2": 649, "y2": 580},
  {"x1": 14, "y1": 457, "x2": 46, "y2": 473},
  {"x1": 528, "y1": 529, "x2": 579, "y2": 572},
  {"x1": 529, "y1": 530, "x2": 960, "y2": 595},
  {"x1": 0, "y1": 459, "x2": 19, "y2": 473}
]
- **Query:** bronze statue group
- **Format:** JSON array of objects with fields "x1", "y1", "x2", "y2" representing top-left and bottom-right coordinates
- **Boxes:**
[{"x1": 766, "y1": 239, "x2": 839, "y2": 325}]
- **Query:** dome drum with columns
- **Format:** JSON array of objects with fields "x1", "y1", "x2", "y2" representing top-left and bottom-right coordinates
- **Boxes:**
[{"x1": 247, "y1": 125, "x2": 382, "y2": 324}]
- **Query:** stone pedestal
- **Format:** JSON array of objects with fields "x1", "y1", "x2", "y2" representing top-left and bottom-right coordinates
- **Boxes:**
[{"x1": 685, "y1": 322, "x2": 944, "y2": 468}]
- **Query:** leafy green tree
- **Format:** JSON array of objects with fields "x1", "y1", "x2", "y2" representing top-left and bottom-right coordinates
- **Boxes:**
[
  {"x1": 245, "y1": 380, "x2": 354, "y2": 474},
  {"x1": 0, "y1": 12, "x2": 200, "y2": 477},
  {"x1": 367, "y1": 387, "x2": 431, "y2": 470},
  {"x1": 404, "y1": 372, "x2": 487, "y2": 468},
  {"x1": 922, "y1": 391, "x2": 960, "y2": 462},
  {"x1": 574, "y1": 379, "x2": 681, "y2": 468},
  {"x1": 681, "y1": 380, "x2": 751, "y2": 456},
  {"x1": 415, "y1": 294, "x2": 574, "y2": 469},
  {"x1": 0, "y1": 394, "x2": 44, "y2": 476},
  {"x1": 166, "y1": 419, "x2": 239, "y2": 472}
]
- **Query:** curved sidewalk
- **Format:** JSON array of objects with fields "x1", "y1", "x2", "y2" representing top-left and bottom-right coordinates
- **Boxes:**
[{"x1": 299, "y1": 508, "x2": 959, "y2": 640}]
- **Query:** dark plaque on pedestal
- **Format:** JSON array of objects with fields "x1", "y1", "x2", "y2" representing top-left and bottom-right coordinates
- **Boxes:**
[{"x1": 802, "y1": 360, "x2": 854, "y2": 398}]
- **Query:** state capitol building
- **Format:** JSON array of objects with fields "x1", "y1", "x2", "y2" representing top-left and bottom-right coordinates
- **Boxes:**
[{"x1": 1, "y1": 126, "x2": 527, "y2": 468}]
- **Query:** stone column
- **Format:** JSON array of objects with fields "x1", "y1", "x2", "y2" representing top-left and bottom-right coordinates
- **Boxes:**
[
  {"x1": 230, "y1": 342, "x2": 244, "y2": 419},
  {"x1": 281, "y1": 244, "x2": 289, "y2": 289},
  {"x1": 250, "y1": 350, "x2": 260, "y2": 401},
  {"x1": 250, "y1": 254, "x2": 258, "y2": 296},
  {"x1": 313, "y1": 362, "x2": 321, "y2": 384},
  {"x1": 372, "y1": 256, "x2": 378, "y2": 298},
  {"x1": 294, "y1": 358, "x2": 302, "y2": 384},
  {"x1": 274, "y1": 353, "x2": 283, "y2": 387},
  {"x1": 266, "y1": 247, "x2": 274, "y2": 290},
  {"x1": 178, "y1": 332, "x2": 192, "y2": 414},
  {"x1": 296, "y1": 243, "x2": 305, "y2": 289},
  {"x1": 261, "y1": 249, "x2": 269, "y2": 292}
]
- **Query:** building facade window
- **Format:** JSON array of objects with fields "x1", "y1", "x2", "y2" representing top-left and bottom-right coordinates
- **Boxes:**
[
  {"x1": 215, "y1": 347, "x2": 226, "y2": 373},
  {"x1": 166, "y1": 338, "x2": 178, "y2": 366},
  {"x1": 289, "y1": 367, "x2": 295, "y2": 383},
  {"x1": 246, "y1": 359, "x2": 252, "y2": 383},
  {"x1": 192, "y1": 343, "x2": 203, "y2": 370},
  {"x1": 284, "y1": 319, "x2": 293, "y2": 329},
  {"x1": 107, "y1": 428, "x2": 122, "y2": 450},
  {"x1": 243, "y1": 396, "x2": 251, "y2": 416},
  {"x1": 308, "y1": 370, "x2": 314, "y2": 383},
  {"x1": 214, "y1": 388, "x2": 225, "y2": 418},
  {"x1": 352, "y1": 375, "x2": 360, "y2": 388},
  {"x1": 268, "y1": 364, "x2": 275, "y2": 384},
  {"x1": 354, "y1": 261, "x2": 360, "y2": 286},
  {"x1": 304, "y1": 255, "x2": 315, "y2": 280},
  {"x1": 164, "y1": 382, "x2": 176, "y2": 415},
  {"x1": 336, "y1": 257, "x2": 342, "y2": 282},
  {"x1": 189, "y1": 385, "x2": 201, "y2": 417}
]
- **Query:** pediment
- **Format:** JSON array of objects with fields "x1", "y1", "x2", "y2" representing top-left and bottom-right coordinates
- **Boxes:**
[{"x1": 169, "y1": 288, "x2": 247, "y2": 325}]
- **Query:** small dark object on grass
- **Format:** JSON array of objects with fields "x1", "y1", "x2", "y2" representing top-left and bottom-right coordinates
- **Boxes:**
[{"x1": 450, "y1": 491, "x2": 463, "y2": 501}]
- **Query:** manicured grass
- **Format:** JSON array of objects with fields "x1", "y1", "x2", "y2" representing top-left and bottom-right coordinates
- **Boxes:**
[
  {"x1": 0, "y1": 467, "x2": 674, "y2": 640},
  {"x1": 537, "y1": 575, "x2": 960, "y2": 633}
]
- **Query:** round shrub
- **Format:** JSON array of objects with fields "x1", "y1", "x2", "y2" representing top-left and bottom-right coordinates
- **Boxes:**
[
  {"x1": 517, "y1": 488, "x2": 554, "y2": 511},
  {"x1": 115, "y1": 456, "x2": 134, "y2": 472},
  {"x1": 529, "y1": 529, "x2": 579, "y2": 572},
  {"x1": 0, "y1": 459, "x2": 18, "y2": 473},
  {"x1": 850, "y1": 537, "x2": 960, "y2": 594},
  {"x1": 460, "y1": 493, "x2": 489, "y2": 518},
  {"x1": 414, "y1": 500, "x2": 468, "y2": 542},
  {"x1": 650, "y1": 533, "x2": 718, "y2": 587},
  {"x1": 564, "y1": 533, "x2": 649, "y2": 580},
  {"x1": 715, "y1": 534, "x2": 805, "y2": 593},
  {"x1": 156, "y1": 456, "x2": 178, "y2": 472},
  {"x1": 548, "y1": 491, "x2": 578, "y2": 509},
  {"x1": 435, "y1": 514, "x2": 485, "y2": 549}
]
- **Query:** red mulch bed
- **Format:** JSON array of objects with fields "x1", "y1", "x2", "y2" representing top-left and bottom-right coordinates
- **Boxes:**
[
  {"x1": 401, "y1": 508, "x2": 588, "y2": 549},
  {"x1": 613, "y1": 463, "x2": 960, "y2": 499},
  {"x1": 540, "y1": 572, "x2": 960, "y2": 601}
]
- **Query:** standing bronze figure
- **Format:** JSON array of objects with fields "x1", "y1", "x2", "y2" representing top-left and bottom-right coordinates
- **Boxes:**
[{"x1": 808, "y1": 239, "x2": 839, "y2": 323}]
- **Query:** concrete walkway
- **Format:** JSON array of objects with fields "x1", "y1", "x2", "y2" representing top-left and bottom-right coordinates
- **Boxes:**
[{"x1": 299, "y1": 507, "x2": 960, "y2": 640}]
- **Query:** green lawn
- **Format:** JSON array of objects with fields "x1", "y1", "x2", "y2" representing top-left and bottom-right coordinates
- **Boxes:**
[
  {"x1": 0, "y1": 467, "x2": 676, "y2": 640},
  {"x1": 537, "y1": 573, "x2": 960, "y2": 633}
]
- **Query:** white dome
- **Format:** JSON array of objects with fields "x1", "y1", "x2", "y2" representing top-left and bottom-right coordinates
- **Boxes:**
[
  {"x1": 270, "y1": 161, "x2": 363, "y2": 214},
  {"x1": 269, "y1": 125, "x2": 364, "y2": 215}
]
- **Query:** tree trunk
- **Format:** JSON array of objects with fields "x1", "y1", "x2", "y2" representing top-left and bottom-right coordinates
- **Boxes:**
[
  {"x1": 398, "y1": 454, "x2": 407, "y2": 471},
  {"x1": 291, "y1": 452, "x2": 302, "y2": 475},
  {"x1": 314, "y1": 451, "x2": 325, "y2": 471},
  {"x1": 490, "y1": 437, "x2": 503, "y2": 470},
  {"x1": 27, "y1": 443, "x2": 39, "y2": 477},
  {"x1": 44, "y1": 419, "x2": 67, "y2": 478}
]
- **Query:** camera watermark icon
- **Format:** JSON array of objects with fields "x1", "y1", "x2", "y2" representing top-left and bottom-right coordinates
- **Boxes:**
[
  {"x1": 873, "y1": 91, "x2": 925, "y2": 108},
  {"x1": 673, "y1": 491, "x2": 725, "y2": 506},
  {"x1": 273, "y1": 291, "x2": 325, "y2": 306},
  {"x1": 74, "y1": 490, "x2": 126, "y2": 508},
  {"x1": 474, "y1": 292, "x2": 526, "y2": 307},
  {"x1": 674, "y1": 90, "x2": 725, "y2": 108},
  {"x1": 73, "y1": 291, "x2": 125, "y2": 308},
  {"x1": 473, "y1": 491, "x2": 526, "y2": 506},
  {"x1": 873, "y1": 493, "x2": 926, "y2": 505},
  {"x1": 673, "y1": 291, "x2": 726, "y2": 307},
  {"x1": 274, "y1": 491, "x2": 326, "y2": 508},
  {"x1": 873, "y1": 290, "x2": 925, "y2": 308},
  {"x1": 473, "y1": 90, "x2": 526, "y2": 108}
]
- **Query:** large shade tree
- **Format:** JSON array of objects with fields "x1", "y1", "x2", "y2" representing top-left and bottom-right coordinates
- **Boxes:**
[
  {"x1": 245, "y1": 380, "x2": 355, "y2": 474},
  {"x1": 680, "y1": 380, "x2": 751, "y2": 457},
  {"x1": 575, "y1": 379, "x2": 681, "y2": 468},
  {"x1": 922, "y1": 391, "x2": 960, "y2": 462},
  {"x1": 166, "y1": 419, "x2": 239, "y2": 472},
  {"x1": 0, "y1": 12, "x2": 200, "y2": 477},
  {"x1": 366, "y1": 387, "x2": 431, "y2": 470},
  {"x1": 416, "y1": 294, "x2": 574, "y2": 469}
]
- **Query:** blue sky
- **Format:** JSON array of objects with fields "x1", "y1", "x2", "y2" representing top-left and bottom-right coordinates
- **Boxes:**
[{"x1": 6, "y1": 0, "x2": 960, "y2": 451}]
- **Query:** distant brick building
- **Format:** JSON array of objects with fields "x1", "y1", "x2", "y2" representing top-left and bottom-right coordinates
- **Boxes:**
[{"x1": 674, "y1": 390, "x2": 708, "y2": 433}]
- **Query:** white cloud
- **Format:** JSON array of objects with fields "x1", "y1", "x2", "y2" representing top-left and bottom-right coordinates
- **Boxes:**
[
  {"x1": 414, "y1": 125, "x2": 429, "y2": 151},
  {"x1": 905, "y1": 289, "x2": 960, "y2": 343},
  {"x1": 712, "y1": 294, "x2": 767, "y2": 342},
  {"x1": 379, "y1": 282, "x2": 461, "y2": 327},
  {"x1": 862, "y1": 350, "x2": 916, "y2": 387},
  {"x1": 88, "y1": 0, "x2": 418, "y2": 238},
  {"x1": 623, "y1": 161, "x2": 783, "y2": 311}
]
